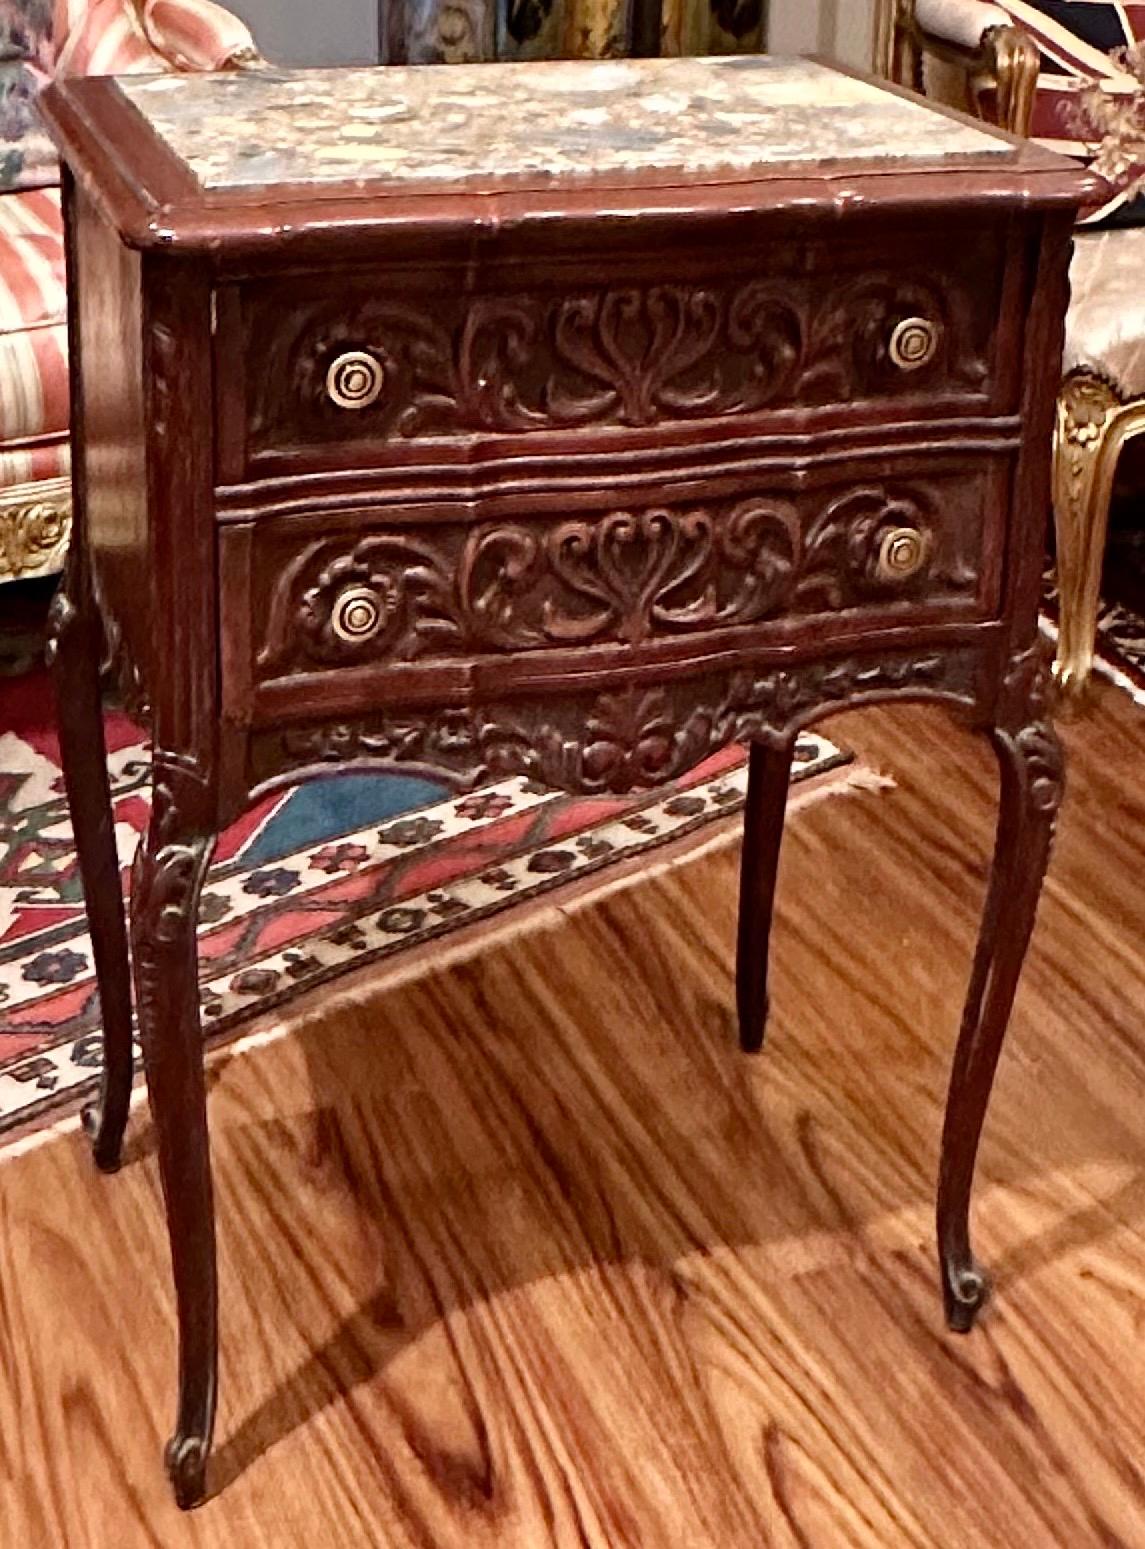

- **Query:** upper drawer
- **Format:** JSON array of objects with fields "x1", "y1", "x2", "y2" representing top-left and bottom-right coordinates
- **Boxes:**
[{"x1": 218, "y1": 224, "x2": 1017, "y2": 484}]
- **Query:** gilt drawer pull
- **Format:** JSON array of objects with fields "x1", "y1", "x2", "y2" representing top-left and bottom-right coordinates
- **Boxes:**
[
  {"x1": 331, "y1": 585, "x2": 386, "y2": 642},
  {"x1": 877, "y1": 525, "x2": 929, "y2": 581},
  {"x1": 326, "y1": 350, "x2": 385, "y2": 409},
  {"x1": 888, "y1": 317, "x2": 939, "y2": 371}
]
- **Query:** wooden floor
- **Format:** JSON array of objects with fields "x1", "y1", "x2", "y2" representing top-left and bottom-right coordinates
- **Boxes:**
[{"x1": 3, "y1": 681, "x2": 1145, "y2": 1548}]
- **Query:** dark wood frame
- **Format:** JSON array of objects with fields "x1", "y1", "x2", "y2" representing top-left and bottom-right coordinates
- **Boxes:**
[{"x1": 40, "y1": 66, "x2": 1088, "y2": 1509}]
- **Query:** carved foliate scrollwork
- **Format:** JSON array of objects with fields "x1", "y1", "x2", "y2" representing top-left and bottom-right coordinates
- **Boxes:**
[
  {"x1": 250, "y1": 263, "x2": 991, "y2": 450},
  {"x1": 998, "y1": 640, "x2": 1065, "y2": 819},
  {"x1": 261, "y1": 649, "x2": 976, "y2": 796},
  {"x1": 257, "y1": 481, "x2": 974, "y2": 674},
  {"x1": 461, "y1": 497, "x2": 803, "y2": 649},
  {"x1": 1051, "y1": 371, "x2": 1145, "y2": 695},
  {"x1": 130, "y1": 760, "x2": 215, "y2": 1082},
  {"x1": 279, "y1": 284, "x2": 807, "y2": 439},
  {"x1": 1054, "y1": 371, "x2": 1121, "y2": 525},
  {"x1": 131, "y1": 770, "x2": 212, "y2": 947},
  {"x1": 262, "y1": 533, "x2": 462, "y2": 668},
  {"x1": 1015, "y1": 719, "x2": 1065, "y2": 818},
  {"x1": 797, "y1": 275, "x2": 959, "y2": 403},
  {"x1": 100, "y1": 610, "x2": 153, "y2": 723}
]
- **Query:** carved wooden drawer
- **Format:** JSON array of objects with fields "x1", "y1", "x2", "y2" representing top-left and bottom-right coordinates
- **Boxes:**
[
  {"x1": 221, "y1": 221, "x2": 1016, "y2": 484},
  {"x1": 220, "y1": 451, "x2": 1007, "y2": 722}
]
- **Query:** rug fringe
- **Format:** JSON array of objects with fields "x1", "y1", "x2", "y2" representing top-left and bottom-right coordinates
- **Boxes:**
[
  {"x1": 1039, "y1": 615, "x2": 1145, "y2": 709},
  {"x1": 1, "y1": 760, "x2": 890, "y2": 1166}
]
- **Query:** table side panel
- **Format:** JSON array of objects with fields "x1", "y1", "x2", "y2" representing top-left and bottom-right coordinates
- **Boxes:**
[
  {"x1": 995, "y1": 208, "x2": 1077, "y2": 664},
  {"x1": 69, "y1": 179, "x2": 151, "y2": 714},
  {"x1": 141, "y1": 255, "x2": 220, "y2": 773}
]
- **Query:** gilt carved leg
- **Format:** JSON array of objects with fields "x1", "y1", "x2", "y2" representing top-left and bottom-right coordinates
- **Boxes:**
[
  {"x1": 130, "y1": 764, "x2": 217, "y2": 1509},
  {"x1": 1053, "y1": 372, "x2": 1145, "y2": 697},
  {"x1": 982, "y1": 24, "x2": 1040, "y2": 137},
  {"x1": 736, "y1": 735, "x2": 796, "y2": 1053},
  {"x1": 46, "y1": 549, "x2": 134, "y2": 1173},
  {"x1": 937, "y1": 652, "x2": 1063, "y2": 1331}
]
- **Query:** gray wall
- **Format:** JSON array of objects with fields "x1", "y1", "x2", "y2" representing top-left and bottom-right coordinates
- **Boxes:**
[
  {"x1": 227, "y1": 0, "x2": 876, "y2": 69},
  {"x1": 228, "y1": 0, "x2": 378, "y2": 65},
  {"x1": 770, "y1": 0, "x2": 875, "y2": 66}
]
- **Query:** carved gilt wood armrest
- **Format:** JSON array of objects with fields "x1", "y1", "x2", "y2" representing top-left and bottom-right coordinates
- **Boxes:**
[{"x1": 885, "y1": 0, "x2": 1040, "y2": 137}]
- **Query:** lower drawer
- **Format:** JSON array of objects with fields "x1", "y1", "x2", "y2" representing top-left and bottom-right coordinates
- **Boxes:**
[{"x1": 219, "y1": 454, "x2": 1008, "y2": 722}]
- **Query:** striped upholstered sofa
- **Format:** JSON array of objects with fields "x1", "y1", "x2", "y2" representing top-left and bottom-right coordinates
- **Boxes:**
[{"x1": 0, "y1": 0, "x2": 260, "y2": 588}]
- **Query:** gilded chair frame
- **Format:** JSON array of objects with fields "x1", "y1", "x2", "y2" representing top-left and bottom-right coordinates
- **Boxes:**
[
  {"x1": 874, "y1": 0, "x2": 1039, "y2": 134},
  {"x1": 0, "y1": 474, "x2": 71, "y2": 582},
  {"x1": 0, "y1": 1, "x2": 264, "y2": 593},
  {"x1": 875, "y1": 0, "x2": 1143, "y2": 694},
  {"x1": 1054, "y1": 375, "x2": 1145, "y2": 691}
]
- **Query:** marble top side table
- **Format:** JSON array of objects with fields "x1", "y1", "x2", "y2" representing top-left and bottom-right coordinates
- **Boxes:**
[{"x1": 41, "y1": 56, "x2": 1090, "y2": 1508}]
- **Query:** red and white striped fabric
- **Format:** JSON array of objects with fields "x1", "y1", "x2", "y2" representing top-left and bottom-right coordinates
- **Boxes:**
[
  {"x1": 53, "y1": 0, "x2": 255, "y2": 75},
  {"x1": 0, "y1": 183, "x2": 67, "y2": 483},
  {"x1": 141, "y1": 0, "x2": 256, "y2": 70},
  {"x1": 988, "y1": 2, "x2": 1145, "y2": 225},
  {"x1": 0, "y1": 0, "x2": 259, "y2": 583}
]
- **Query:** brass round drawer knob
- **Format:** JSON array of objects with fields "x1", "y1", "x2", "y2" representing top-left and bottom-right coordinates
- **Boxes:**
[
  {"x1": 877, "y1": 526, "x2": 929, "y2": 582},
  {"x1": 326, "y1": 350, "x2": 384, "y2": 410},
  {"x1": 888, "y1": 317, "x2": 939, "y2": 371},
  {"x1": 331, "y1": 585, "x2": 386, "y2": 643}
]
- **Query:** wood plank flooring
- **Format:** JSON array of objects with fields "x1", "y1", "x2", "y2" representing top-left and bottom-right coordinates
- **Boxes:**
[{"x1": 2, "y1": 681, "x2": 1144, "y2": 1547}]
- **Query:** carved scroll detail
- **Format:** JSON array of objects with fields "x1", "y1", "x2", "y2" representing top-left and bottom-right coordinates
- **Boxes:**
[
  {"x1": 264, "y1": 650, "x2": 975, "y2": 795},
  {"x1": 43, "y1": 583, "x2": 75, "y2": 670},
  {"x1": 257, "y1": 481, "x2": 972, "y2": 674},
  {"x1": 250, "y1": 263, "x2": 992, "y2": 449},
  {"x1": 131, "y1": 771, "x2": 211, "y2": 948},
  {"x1": 1054, "y1": 372, "x2": 1120, "y2": 526},
  {"x1": 999, "y1": 640, "x2": 1065, "y2": 819}
]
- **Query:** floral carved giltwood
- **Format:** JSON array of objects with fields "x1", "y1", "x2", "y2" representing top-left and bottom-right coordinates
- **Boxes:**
[
  {"x1": 1053, "y1": 370, "x2": 1145, "y2": 692},
  {"x1": 0, "y1": 481, "x2": 71, "y2": 583}
]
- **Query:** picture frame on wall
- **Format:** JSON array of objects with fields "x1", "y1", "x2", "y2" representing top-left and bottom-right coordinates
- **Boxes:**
[{"x1": 377, "y1": 0, "x2": 768, "y2": 63}]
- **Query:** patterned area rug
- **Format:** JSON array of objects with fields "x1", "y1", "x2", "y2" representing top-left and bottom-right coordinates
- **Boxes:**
[
  {"x1": 1077, "y1": 596, "x2": 1145, "y2": 699},
  {"x1": 0, "y1": 668, "x2": 870, "y2": 1148},
  {"x1": 1043, "y1": 567, "x2": 1145, "y2": 703}
]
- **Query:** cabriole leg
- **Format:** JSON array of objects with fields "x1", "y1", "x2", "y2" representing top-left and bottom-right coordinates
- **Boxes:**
[
  {"x1": 736, "y1": 734, "x2": 796, "y2": 1053},
  {"x1": 130, "y1": 762, "x2": 217, "y2": 1509},
  {"x1": 938, "y1": 654, "x2": 1063, "y2": 1330},
  {"x1": 1052, "y1": 372, "x2": 1145, "y2": 698},
  {"x1": 46, "y1": 547, "x2": 134, "y2": 1172}
]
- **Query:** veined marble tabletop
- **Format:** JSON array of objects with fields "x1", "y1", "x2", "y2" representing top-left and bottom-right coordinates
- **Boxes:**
[{"x1": 117, "y1": 55, "x2": 1014, "y2": 194}]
